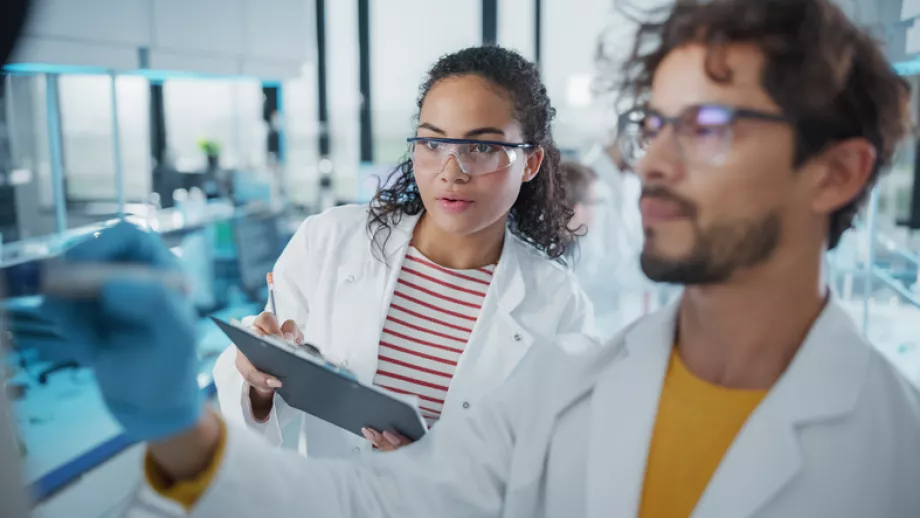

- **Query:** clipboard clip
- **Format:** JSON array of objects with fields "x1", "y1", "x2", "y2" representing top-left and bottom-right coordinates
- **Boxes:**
[{"x1": 228, "y1": 318, "x2": 357, "y2": 380}]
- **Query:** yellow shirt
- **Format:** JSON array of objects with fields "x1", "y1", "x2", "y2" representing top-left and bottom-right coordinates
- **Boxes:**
[{"x1": 639, "y1": 350, "x2": 767, "y2": 518}]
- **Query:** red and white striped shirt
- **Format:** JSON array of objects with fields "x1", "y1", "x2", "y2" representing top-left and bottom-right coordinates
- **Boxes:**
[{"x1": 372, "y1": 245, "x2": 495, "y2": 427}]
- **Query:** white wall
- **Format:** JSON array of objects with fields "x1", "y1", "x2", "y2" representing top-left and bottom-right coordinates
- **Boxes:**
[
  {"x1": 56, "y1": 76, "x2": 152, "y2": 202},
  {"x1": 542, "y1": 0, "x2": 675, "y2": 150},
  {"x1": 282, "y1": 66, "x2": 321, "y2": 205},
  {"x1": 14, "y1": 0, "x2": 315, "y2": 80},
  {"x1": 325, "y1": 0, "x2": 362, "y2": 199},
  {"x1": 369, "y1": 0, "x2": 481, "y2": 164},
  {"x1": 498, "y1": 0, "x2": 536, "y2": 61},
  {"x1": 542, "y1": 0, "x2": 620, "y2": 150},
  {"x1": 162, "y1": 79, "x2": 266, "y2": 172}
]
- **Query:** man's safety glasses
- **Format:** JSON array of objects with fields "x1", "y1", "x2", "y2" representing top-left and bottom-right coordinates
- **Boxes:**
[
  {"x1": 407, "y1": 137, "x2": 534, "y2": 176},
  {"x1": 616, "y1": 104, "x2": 790, "y2": 168}
]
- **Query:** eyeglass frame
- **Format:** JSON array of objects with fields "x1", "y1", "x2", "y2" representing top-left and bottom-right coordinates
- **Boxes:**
[
  {"x1": 616, "y1": 103, "x2": 792, "y2": 167},
  {"x1": 406, "y1": 136, "x2": 536, "y2": 176}
]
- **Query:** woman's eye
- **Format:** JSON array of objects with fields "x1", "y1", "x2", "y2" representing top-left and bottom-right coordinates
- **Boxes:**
[
  {"x1": 424, "y1": 140, "x2": 440, "y2": 151},
  {"x1": 472, "y1": 143, "x2": 497, "y2": 153}
]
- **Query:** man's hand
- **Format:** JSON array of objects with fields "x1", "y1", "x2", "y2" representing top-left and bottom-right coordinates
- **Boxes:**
[{"x1": 22, "y1": 222, "x2": 202, "y2": 442}]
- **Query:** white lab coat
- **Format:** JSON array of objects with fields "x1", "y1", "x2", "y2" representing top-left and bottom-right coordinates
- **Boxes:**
[
  {"x1": 212, "y1": 204, "x2": 595, "y2": 458},
  {"x1": 161, "y1": 298, "x2": 920, "y2": 518}
]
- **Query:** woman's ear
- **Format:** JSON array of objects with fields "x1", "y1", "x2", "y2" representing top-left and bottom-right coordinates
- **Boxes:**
[{"x1": 523, "y1": 147, "x2": 545, "y2": 183}]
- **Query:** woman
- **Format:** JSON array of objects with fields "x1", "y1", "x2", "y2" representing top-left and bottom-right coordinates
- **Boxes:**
[{"x1": 213, "y1": 46, "x2": 595, "y2": 458}]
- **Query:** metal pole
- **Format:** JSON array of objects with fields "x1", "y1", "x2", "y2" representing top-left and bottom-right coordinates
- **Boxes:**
[
  {"x1": 44, "y1": 74, "x2": 67, "y2": 235},
  {"x1": 862, "y1": 185, "x2": 880, "y2": 335},
  {"x1": 110, "y1": 73, "x2": 125, "y2": 217}
]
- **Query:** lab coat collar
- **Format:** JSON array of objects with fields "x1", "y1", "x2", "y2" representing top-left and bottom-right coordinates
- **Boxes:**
[
  {"x1": 380, "y1": 210, "x2": 528, "y2": 315},
  {"x1": 583, "y1": 301, "x2": 677, "y2": 518},
  {"x1": 693, "y1": 299, "x2": 870, "y2": 518},
  {"x1": 581, "y1": 297, "x2": 872, "y2": 518},
  {"x1": 379, "y1": 210, "x2": 422, "y2": 260},
  {"x1": 490, "y1": 230, "x2": 527, "y2": 314}
]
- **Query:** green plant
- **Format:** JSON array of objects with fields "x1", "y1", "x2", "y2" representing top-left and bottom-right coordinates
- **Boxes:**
[{"x1": 197, "y1": 139, "x2": 221, "y2": 157}]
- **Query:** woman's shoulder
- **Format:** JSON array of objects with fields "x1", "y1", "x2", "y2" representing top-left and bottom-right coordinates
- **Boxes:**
[
  {"x1": 307, "y1": 203, "x2": 370, "y2": 228},
  {"x1": 295, "y1": 204, "x2": 370, "y2": 240},
  {"x1": 505, "y1": 235, "x2": 579, "y2": 288}
]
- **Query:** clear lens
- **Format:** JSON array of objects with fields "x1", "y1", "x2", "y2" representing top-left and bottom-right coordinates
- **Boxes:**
[
  {"x1": 617, "y1": 106, "x2": 734, "y2": 168},
  {"x1": 410, "y1": 139, "x2": 520, "y2": 176},
  {"x1": 675, "y1": 105, "x2": 733, "y2": 166}
]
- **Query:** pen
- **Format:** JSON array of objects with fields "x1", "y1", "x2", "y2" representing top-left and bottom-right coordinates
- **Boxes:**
[
  {"x1": 265, "y1": 273, "x2": 323, "y2": 358},
  {"x1": 40, "y1": 263, "x2": 190, "y2": 298},
  {"x1": 267, "y1": 272, "x2": 278, "y2": 317}
]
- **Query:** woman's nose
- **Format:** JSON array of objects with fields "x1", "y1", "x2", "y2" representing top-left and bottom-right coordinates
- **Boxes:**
[{"x1": 439, "y1": 152, "x2": 470, "y2": 183}]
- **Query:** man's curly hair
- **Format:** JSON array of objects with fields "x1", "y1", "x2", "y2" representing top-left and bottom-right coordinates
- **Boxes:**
[
  {"x1": 601, "y1": 0, "x2": 909, "y2": 249},
  {"x1": 367, "y1": 46, "x2": 576, "y2": 263}
]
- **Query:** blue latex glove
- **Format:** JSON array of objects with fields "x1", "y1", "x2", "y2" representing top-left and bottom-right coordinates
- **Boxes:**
[{"x1": 30, "y1": 222, "x2": 203, "y2": 441}]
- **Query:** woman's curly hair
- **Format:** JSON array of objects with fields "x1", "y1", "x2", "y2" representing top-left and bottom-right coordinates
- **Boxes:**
[{"x1": 367, "y1": 46, "x2": 577, "y2": 264}]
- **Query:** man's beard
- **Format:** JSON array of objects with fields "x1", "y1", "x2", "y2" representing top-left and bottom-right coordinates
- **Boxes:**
[{"x1": 640, "y1": 211, "x2": 782, "y2": 285}]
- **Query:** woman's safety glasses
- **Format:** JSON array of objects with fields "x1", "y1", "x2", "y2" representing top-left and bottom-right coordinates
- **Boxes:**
[{"x1": 407, "y1": 137, "x2": 534, "y2": 176}]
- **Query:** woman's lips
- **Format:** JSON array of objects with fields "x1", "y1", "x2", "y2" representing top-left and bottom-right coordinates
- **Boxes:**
[{"x1": 437, "y1": 197, "x2": 474, "y2": 214}]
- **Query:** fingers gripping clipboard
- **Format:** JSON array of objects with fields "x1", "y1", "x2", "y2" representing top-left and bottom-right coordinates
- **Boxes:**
[{"x1": 211, "y1": 318, "x2": 428, "y2": 441}]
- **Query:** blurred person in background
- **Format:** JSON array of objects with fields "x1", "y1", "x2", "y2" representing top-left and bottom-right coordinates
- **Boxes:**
[
  {"x1": 561, "y1": 160, "x2": 641, "y2": 338},
  {"x1": 213, "y1": 45, "x2": 594, "y2": 458},
  {"x1": 578, "y1": 141, "x2": 655, "y2": 338},
  {"x1": 15, "y1": 0, "x2": 920, "y2": 517}
]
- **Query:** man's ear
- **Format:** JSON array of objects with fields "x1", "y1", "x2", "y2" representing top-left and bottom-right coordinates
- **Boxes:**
[
  {"x1": 809, "y1": 138, "x2": 877, "y2": 216},
  {"x1": 523, "y1": 147, "x2": 545, "y2": 183}
]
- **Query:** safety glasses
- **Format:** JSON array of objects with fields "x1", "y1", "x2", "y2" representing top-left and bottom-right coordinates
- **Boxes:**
[
  {"x1": 616, "y1": 104, "x2": 790, "y2": 168},
  {"x1": 407, "y1": 137, "x2": 534, "y2": 176}
]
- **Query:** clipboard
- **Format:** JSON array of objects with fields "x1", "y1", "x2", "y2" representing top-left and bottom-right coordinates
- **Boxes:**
[{"x1": 210, "y1": 317, "x2": 428, "y2": 441}]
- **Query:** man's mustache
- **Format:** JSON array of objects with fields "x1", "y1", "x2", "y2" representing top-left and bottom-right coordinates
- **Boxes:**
[{"x1": 639, "y1": 186, "x2": 698, "y2": 218}]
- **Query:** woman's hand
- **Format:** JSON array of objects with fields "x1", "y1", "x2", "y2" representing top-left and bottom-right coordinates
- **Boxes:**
[
  {"x1": 361, "y1": 428, "x2": 414, "y2": 452},
  {"x1": 234, "y1": 312, "x2": 304, "y2": 420}
]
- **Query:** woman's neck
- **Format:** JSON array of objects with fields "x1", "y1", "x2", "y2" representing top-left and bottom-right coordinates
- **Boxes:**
[{"x1": 412, "y1": 213, "x2": 505, "y2": 270}]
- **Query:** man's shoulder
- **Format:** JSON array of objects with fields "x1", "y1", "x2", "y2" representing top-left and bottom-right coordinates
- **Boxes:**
[
  {"x1": 858, "y1": 347, "x2": 920, "y2": 430},
  {"x1": 523, "y1": 318, "x2": 642, "y2": 383}
]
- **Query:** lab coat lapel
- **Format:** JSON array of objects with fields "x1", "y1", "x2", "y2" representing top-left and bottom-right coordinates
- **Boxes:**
[
  {"x1": 585, "y1": 302, "x2": 679, "y2": 518},
  {"x1": 692, "y1": 302, "x2": 869, "y2": 518},
  {"x1": 329, "y1": 212, "x2": 420, "y2": 383},
  {"x1": 454, "y1": 230, "x2": 531, "y2": 374},
  {"x1": 492, "y1": 229, "x2": 526, "y2": 314}
]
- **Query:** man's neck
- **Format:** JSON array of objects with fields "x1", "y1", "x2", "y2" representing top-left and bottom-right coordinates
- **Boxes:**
[
  {"x1": 412, "y1": 213, "x2": 506, "y2": 270},
  {"x1": 676, "y1": 248, "x2": 827, "y2": 390}
]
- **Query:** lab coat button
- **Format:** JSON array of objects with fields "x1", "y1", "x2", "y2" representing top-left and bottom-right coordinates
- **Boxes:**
[
  {"x1": 342, "y1": 359, "x2": 349, "y2": 367},
  {"x1": 513, "y1": 332, "x2": 522, "y2": 342},
  {"x1": 345, "y1": 275, "x2": 356, "y2": 284},
  {"x1": 463, "y1": 402, "x2": 470, "y2": 409},
  {"x1": 352, "y1": 447, "x2": 361, "y2": 453}
]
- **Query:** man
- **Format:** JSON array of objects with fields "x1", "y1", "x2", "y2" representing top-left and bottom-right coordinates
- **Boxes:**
[{"x1": 24, "y1": 0, "x2": 920, "y2": 517}]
